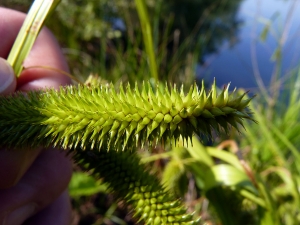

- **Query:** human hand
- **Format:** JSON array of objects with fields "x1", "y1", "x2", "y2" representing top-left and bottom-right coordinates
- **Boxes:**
[{"x1": 0, "y1": 7, "x2": 73, "y2": 225}]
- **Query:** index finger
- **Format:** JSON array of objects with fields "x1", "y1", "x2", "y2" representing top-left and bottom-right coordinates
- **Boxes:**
[
  {"x1": 0, "y1": 7, "x2": 72, "y2": 188},
  {"x1": 0, "y1": 7, "x2": 71, "y2": 91}
]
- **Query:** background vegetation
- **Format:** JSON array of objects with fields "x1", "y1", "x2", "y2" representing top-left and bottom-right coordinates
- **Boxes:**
[{"x1": 2, "y1": 0, "x2": 300, "y2": 224}]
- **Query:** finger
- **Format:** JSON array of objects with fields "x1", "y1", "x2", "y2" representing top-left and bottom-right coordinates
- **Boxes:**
[
  {"x1": 23, "y1": 190, "x2": 72, "y2": 225},
  {"x1": 0, "y1": 148, "x2": 42, "y2": 189},
  {"x1": 0, "y1": 7, "x2": 71, "y2": 90},
  {"x1": 0, "y1": 57, "x2": 16, "y2": 95},
  {"x1": 0, "y1": 7, "x2": 72, "y2": 188},
  {"x1": 0, "y1": 8, "x2": 24, "y2": 58},
  {"x1": 0, "y1": 56, "x2": 41, "y2": 189},
  {"x1": 0, "y1": 149, "x2": 72, "y2": 225}
]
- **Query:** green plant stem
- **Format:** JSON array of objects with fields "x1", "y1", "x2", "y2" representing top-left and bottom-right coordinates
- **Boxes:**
[
  {"x1": 7, "y1": 0, "x2": 61, "y2": 76},
  {"x1": 141, "y1": 152, "x2": 173, "y2": 163},
  {"x1": 238, "y1": 189, "x2": 266, "y2": 208},
  {"x1": 134, "y1": 0, "x2": 159, "y2": 82}
]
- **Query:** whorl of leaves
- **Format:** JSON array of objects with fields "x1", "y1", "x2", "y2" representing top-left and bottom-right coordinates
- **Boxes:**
[
  {"x1": 0, "y1": 81, "x2": 253, "y2": 150},
  {"x1": 74, "y1": 148, "x2": 200, "y2": 225}
]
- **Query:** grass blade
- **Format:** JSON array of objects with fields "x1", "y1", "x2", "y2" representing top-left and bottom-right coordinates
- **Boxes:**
[
  {"x1": 134, "y1": 0, "x2": 159, "y2": 81},
  {"x1": 7, "y1": 0, "x2": 61, "y2": 77}
]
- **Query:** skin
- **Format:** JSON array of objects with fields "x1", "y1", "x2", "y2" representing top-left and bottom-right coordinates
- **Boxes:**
[{"x1": 0, "y1": 7, "x2": 73, "y2": 225}]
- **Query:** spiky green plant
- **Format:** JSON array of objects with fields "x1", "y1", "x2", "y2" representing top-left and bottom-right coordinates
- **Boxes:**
[
  {"x1": 74, "y1": 148, "x2": 199, "y2": 225},
  {"x1": 0, "y1": 81, "x2": 253, "y2": 150}
]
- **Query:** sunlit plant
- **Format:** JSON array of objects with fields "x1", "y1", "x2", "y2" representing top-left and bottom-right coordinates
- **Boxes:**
[{"x1": 1, "y1": 0, "x2": 255, "y2": 224}]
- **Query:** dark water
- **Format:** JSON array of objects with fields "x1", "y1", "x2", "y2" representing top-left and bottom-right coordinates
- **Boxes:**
[{"x1": 197, "y1": 0, "x2": 300, "y2": 92}]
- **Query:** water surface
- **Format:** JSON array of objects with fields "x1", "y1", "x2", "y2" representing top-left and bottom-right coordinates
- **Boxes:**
[{"x1": 197, "y1": 0, "x2": 300, "y2": 92}]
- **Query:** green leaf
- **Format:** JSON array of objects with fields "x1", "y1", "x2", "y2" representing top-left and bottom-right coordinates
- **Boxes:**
[
  {"x1": 207, "y1": 147, "x2": 244, "y2": 171},
  {"x1": 207, "y1": 164, "x2": 255, "y2": 192},
  {"x1": 68, "y1": 172, "x2": 108, "y2": 198},
  {"x1": 185, "y1": 137, "x2": 214, "y2": 166},
  {"x1": 161, "y1": 157, "x2": 188, "y2": 197},
  {"x1": 271, "y1": 47, "x2": 282, "y2": 62},
  {"x1": 260, "y1": 24, "x2": 270, "y2": 42}
]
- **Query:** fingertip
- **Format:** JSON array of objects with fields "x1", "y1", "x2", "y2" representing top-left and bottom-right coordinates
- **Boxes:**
[
  {"x1": 23, "y1": 190, "x2": 72, "y2": 225},
  {"x1": 0, "y1": 58, "x2": 16, "y2": 95},
  {"x1": 0, "y1": 148, "x2": 42, "y2": 189}
]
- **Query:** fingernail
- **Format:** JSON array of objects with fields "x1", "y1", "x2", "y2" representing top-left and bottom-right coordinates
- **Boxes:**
[
  {"x1": 0, "y1": 58, "x2": 16, "y2": 95},
  {"x1": 3, "y1": 203, "x2": 36, "y2": 225}
]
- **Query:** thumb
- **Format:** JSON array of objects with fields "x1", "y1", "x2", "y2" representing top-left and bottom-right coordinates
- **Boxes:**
[{"x1": 0, "y1": 58, "x2": 17, "y2": 95}]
